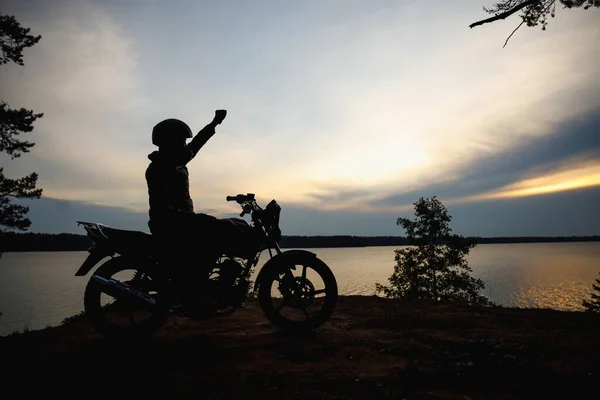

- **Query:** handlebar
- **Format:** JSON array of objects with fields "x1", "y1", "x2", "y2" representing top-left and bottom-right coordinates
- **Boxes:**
[
  {"x1": 224, "y1": 194, "x2": 281, "y2": 239},
  {"x1": 226, "y1": 193, "x2": 255, "y2": 204}
]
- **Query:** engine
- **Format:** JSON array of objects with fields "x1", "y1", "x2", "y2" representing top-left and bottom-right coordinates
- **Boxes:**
[{"x1": 214, "y1": 258, "x2": 244, "y2": 287}]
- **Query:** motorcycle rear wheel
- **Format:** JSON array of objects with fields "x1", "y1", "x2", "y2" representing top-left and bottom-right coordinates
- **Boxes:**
[{"x1": 84, "y1": 256, "x2": 169, "y2": 338}]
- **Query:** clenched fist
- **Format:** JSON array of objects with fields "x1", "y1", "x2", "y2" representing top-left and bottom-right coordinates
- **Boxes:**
[{"x1": 213, "y1": 109, "x2": 227, "y2": 125}]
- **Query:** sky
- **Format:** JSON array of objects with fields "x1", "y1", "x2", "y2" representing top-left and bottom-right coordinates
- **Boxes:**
[{"x1": 1, "y1": 0, "x2": 599, "y2": 236}]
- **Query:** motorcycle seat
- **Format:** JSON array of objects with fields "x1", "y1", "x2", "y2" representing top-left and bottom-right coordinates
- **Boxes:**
[{"x1": 103, "y1": 227, "x2": 154, "y2": 254}]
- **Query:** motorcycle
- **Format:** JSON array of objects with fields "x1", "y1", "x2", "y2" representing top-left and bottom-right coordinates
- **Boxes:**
[{"x1": 74, "y1": 193, "x2": 338, "y2": 338}]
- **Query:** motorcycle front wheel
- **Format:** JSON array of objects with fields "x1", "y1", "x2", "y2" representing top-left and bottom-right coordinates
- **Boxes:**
[
  {"x1": 84, "y1": 256, "x2": 169, "y2": 338},
  {"x1": 257, "y1": 255, "x2": 338, "y2": 332}
]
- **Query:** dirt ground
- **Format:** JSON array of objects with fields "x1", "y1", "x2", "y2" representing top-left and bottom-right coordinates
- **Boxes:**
[{"x1": 1, "y1": 296, "x2": 599, "y2": 399}]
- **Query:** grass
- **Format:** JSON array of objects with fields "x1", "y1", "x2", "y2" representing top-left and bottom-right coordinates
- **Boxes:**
[
  {"x1": 7, "y1": 310, "x2": 32, "y2": 336},
  {"x1": 61, "y1": 311, "x2": 86, "y2": 325}
]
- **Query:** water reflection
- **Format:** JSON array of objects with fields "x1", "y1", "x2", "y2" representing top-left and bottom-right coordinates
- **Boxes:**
[
  {"x1": 0, "y1": 251, "x2": 89, "y2": 335},
  {"x1": 468, "y1": 243, "x2": 600, "y2": 310}
]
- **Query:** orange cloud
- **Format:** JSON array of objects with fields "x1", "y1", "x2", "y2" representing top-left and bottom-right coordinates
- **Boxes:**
[{"x1": 472, "y1": 159, "x2": 600, "y2": 201}]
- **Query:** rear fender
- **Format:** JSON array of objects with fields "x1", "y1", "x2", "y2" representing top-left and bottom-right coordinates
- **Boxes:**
[
  {"x1": 253, "y1": 249, "x2": 316, "y2": 292},
  {"x1": 75, "y1": 246, "x2": 114, "y2": 276}
]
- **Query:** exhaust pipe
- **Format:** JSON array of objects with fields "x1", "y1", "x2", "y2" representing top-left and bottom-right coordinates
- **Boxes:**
[{"x1": 92, "y1": 275, "x2": 157, "y2": 307}]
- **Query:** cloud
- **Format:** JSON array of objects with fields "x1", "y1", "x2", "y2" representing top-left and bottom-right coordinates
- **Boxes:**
[
  {"x1": 17, "y1": 196, "x2": 149, "y2": 234},
  {"x1": 20, "y1": 186, "x2": 600, "y2": 237},
  {"x1": 2, "y1": 0, "x2": 599, "y2": 232},
  {"x1": 1, "y1": 0, "x2": 154, "y2": 209},
  {"x1": 373, "y1": 111, "x2": 600, "y2": 209},
  {"x1": 184, "y1": 3, "x2": 600, "y2": 213},
  {"x1": 447, "y1": 186, "x2": 600, "y2": 237}
]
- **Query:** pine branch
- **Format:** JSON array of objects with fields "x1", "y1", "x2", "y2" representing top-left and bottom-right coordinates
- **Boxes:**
[
  {"x1": 0, "y1": 14, "x2": 42, "y2": 65},
  {"x1": 470, "y1": 0, "x2": 541, "y2": 28},
  {"x1": 0, "y1": 197, "x2": 32, "y2": 231},
  {"x1": 0, "y1": 169, "x2": 42, "y2": 199},
  {"x1": 0, "y1": 101, "x2": 43, "y2": 159}
]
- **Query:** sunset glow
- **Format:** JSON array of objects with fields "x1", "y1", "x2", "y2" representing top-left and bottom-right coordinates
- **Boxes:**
[{"x1": 2, "y1": 0, "x2": 599, "y2": 235}]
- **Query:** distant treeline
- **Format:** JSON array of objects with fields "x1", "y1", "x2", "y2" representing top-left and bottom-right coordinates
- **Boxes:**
[
  {"x1": 1, "y1": 232, "x2": 93, "y2": 252},
  {"x1": 1, "y1": 232, "x2": 599, "y2": 252},
  {"x1": 281, "y1": 235, "x2": 600, "y2": 247},
  {"x1": 469, "y1": 236, "x2": 600, "y2": 244},
  {"x1": 281, "y1": 236, "x2": 409, "y2": 248}
]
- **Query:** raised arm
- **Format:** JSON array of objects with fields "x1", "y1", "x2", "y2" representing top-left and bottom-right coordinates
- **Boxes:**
[{"x1": 187, "y1": 109, "x2": 227, "y2": 157}]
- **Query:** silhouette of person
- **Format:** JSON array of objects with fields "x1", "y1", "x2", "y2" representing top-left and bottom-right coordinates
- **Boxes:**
[{"x1": 145, "y1": 110, "x2": 228, "y2": 280}]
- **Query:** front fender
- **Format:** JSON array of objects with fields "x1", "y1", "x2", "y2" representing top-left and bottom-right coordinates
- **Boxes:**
[{"x1": 253, "y1": 249, "x2": 317, "y2": 291}]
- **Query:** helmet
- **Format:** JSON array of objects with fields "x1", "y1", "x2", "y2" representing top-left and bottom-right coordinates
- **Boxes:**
[{"x1": 152, "y1": 118, "x2": 193, "y2": 147}]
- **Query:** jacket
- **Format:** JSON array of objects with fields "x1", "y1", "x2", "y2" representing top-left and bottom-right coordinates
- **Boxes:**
[{"x1": 145, "y1": 122, "x2": 216, "y2": 228}]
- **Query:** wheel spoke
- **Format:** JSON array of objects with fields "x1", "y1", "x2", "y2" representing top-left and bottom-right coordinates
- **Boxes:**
[
  {"x1": 301, "y1": 265, "x2": 307, "y2": 282},
  {"x1": 314, "y1": 289, "x2": 326, "y2": 295},
  {"x1": 102, "y1": 292, "x2": 118, "y2": 300}
]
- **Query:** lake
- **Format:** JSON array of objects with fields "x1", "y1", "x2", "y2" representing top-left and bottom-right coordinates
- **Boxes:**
[{"x1": 1, "y1": 242, "x2": 599, "y2": 336}]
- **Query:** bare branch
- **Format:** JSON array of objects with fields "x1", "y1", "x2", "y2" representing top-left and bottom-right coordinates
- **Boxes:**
[
  {"x1": 469, "y1": 0, "x2": 541, "y2": 28},
  {"x1": 503, "y1": 20, "x2": 525, "y2": 47}
]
